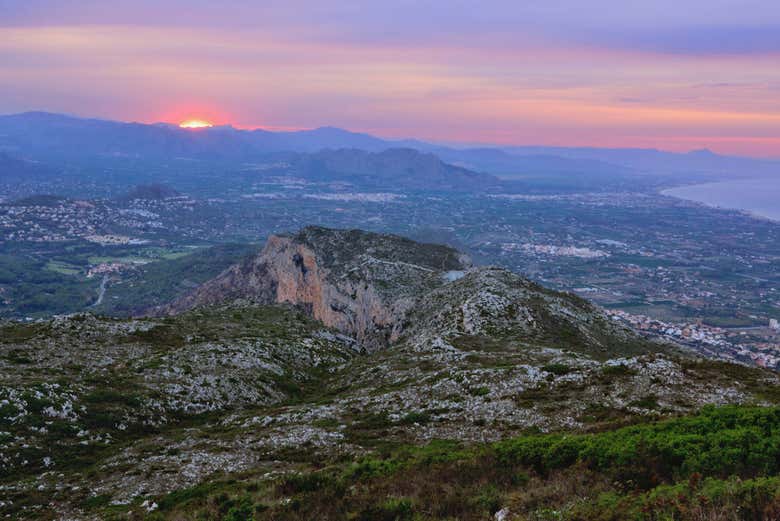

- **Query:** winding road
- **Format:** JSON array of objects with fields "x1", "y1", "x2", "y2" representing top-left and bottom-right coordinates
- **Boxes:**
[{"x1": 91, "y1": 275, "x2": 109, "y2": 308}]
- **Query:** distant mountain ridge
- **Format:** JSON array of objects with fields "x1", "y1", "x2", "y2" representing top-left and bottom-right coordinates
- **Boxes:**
[
  {"x1": 504, "y1": 145, "x2": 780, "y2": 177},
  {"x1": 2, "y1": 111, "x2": 777, "y2": 184},
  {"x1": 0, "y1": 112, "x2": 402, "y2": 160},
  {"x1": 0, "y1": 112, "x2": 500, "y2": 192}
]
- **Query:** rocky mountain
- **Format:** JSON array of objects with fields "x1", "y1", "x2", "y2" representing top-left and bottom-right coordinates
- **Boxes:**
[
  {"x1": 3, "y1": 227, "x2": 780, "y2": 520},
  {"x1": 163, "y1": 226, "x2": 473, "y2": 349}
]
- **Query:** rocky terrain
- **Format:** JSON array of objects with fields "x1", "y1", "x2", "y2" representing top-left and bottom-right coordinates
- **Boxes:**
[
  {"x1": 2, "y1": 227, "x2": 780, "y2": 520},
  {"x1": 163, "y1": 227, "x2": 472, "y2": 350}
]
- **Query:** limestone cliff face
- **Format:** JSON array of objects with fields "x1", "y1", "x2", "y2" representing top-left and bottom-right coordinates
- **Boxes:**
[
  {"x1": 260, "y1": 234, "x2": 404, "y2": 348},
  {"x1": 164, "y1": 227, "x2": 471, "y2": 350}
]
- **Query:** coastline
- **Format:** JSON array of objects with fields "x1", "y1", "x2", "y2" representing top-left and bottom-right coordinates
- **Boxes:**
[{"x1": 661, "y1": 179, "x2": 780, "y2": 224}]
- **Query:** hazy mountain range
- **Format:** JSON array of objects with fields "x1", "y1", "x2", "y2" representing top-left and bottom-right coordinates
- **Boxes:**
[{"x1": 1, "y1": 112, "x2": 778, "y2": 191}]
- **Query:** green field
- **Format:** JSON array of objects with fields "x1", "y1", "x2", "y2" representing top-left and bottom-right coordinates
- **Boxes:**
[{"x1": 44, "y1": 260, "x2": 82, "y2": 276}]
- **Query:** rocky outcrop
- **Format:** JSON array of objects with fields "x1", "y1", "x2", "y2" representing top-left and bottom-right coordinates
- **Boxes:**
[
  {"x1": 400, "y1": 267, "x2": 650, "y2": 358},
  {"x1": 165, "y1": 227, "x2": 657, "y2": 356},
  {"x1": 164, "y1": 227, "x2": 471, "y2": 350}
]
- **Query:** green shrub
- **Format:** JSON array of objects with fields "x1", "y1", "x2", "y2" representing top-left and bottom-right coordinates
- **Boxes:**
[
  {"x1": 355, "y1": 498, "x2": 413, "y2": 521},
  {"x1": 601, "y1": 364, "x2": 637, "y2": 377},
  {"x1": 277, "y1": 473, "x2": 329, "y2": 495},
  {"x1": 157, "y1": 482, "x2": 220, "y2": 511},
  {"x1": 496, "y1": 406, "x2": 780, "y2": 485},
  {"x1": 629, "y1": 394, "x2": 659, "y2": 409},
  {"x1": 469, "y1": 386, "x2": 491, "y2": 397},
  {"x1": 469, "y1": 484, "x2": 503, "y2": 514},
  {"x1": 224, "y1": 496, "x2": 255, "y2": 521},
  {"x1": 350, "y1": 412, "x2": 395, "y2": 430},
  {"x1": 3, "y1": 348, "x2": 33, "y2": 364},
  {"x1": 148, "y1": 407, "x2": 780, "y2": 521},
  {"x1": 399, "y1": 411, "x2": 431, "y2": 425},
  {"x1": 83, "y1": 389, "x2": 142, "y2": 407},
  {"x1": 542, "y1": 363, "x2": 572, "y2": 376},
  {"x1": 81, "y1": 494, "x2": 111, "y2": 509}
]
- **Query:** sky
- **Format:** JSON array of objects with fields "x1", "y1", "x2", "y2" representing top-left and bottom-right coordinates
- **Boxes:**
[{"x1": 1, "y1": 0, "x2": 779, "y2": 157}]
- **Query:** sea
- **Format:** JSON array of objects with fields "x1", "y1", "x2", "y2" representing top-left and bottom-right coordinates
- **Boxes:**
[{"x1": 662, "y1": 179, "x2": 780, "y2": 222}]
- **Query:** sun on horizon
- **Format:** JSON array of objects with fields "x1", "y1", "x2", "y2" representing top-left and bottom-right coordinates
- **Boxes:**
[{"x1": 179, "y1": 119, "x2": 213, "y2": 129}]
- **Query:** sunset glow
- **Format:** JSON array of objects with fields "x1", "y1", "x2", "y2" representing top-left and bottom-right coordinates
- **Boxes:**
[
  {"x1": 179, "y1": 119, "x2": 213, "y2": 129},
  {"x1": 1, "y1": 1, "x2": 778, "y2": 156}
]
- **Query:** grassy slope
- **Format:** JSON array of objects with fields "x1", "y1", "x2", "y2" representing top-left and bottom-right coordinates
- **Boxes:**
[{"x1": 152, "y1": 406, "x2": 780, "y2": 521}]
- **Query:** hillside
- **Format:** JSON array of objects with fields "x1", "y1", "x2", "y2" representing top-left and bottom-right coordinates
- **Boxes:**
[
  {"x1": 0, "y1": 153, "x2": 53, "y2": 183},
  {"x1": 291, "y1": 148, "x2": 501, "y2": 191},
  {"x1": 2, "y1": 227, "x2": 780, "y2": 519}
]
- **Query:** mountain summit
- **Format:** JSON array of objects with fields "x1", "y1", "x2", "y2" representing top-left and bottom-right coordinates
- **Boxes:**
[{"x1": 164, "y1": 226, "x2": 473, "y2": 348}]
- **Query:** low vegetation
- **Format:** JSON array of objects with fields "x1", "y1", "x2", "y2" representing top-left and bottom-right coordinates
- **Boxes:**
[{"x1": 151, "y1": 406, "x2": 780, "y2": 520}]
